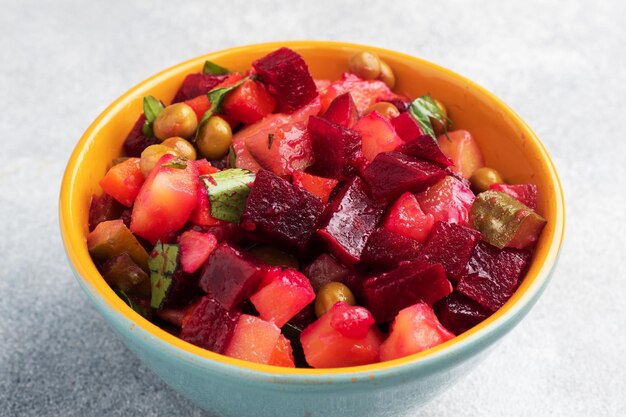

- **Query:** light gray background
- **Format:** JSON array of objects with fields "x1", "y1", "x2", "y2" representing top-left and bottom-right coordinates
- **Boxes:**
[{"x1": 1, "y1": 0, "x2": 624, "y2": 416}]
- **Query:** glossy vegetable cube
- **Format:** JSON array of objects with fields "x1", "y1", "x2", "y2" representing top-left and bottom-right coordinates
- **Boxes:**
[
  {"x1": 303, "y1": 253, "x2": 350, "y2": 292},
  {"x1": 416, "y1": 176, "x2": 475, "y2": 226},
  {"x1": 490, "y1": 183, "x2": 539, "y2": 210},
  {"x1": 88, "y1": 193, "x2": 123, "y2": 231},
  {"x1": 224, "y1": 315, "x2": 282, "y2": 364},
  {"x1": 300, "y1": 302, "x2": 382, "y2": 368},
  {"x1": 471, "y1": 190, "x2": 546, "y2": 249},
  {"x1": 184, "y1": 94, "x2": 212, "y2": 121},
  {"x1": 188, "y1": 180, "x2": 222, "y2": 227},
  {"x1": 437, "y1": 130, "x2": 485, "y2": 178},
  {"x1": 172, "y1": 73, "x2": 228, "y2": 103},
  {"x1": 292, "y1": 170, "x2": 338, "y2": 204},
  {"x1": 307, "y1": 115, "x2": 361, "y2": 180},
  {"x1": 246, "y1": 123, "x2": 314, "y2": 176},
  {"x1": 130, "y1": 154, "x2": 199, "y2": 244},
  {"x1": 353, "y1": 111, "x2": 403, "y2": 162},
  {"x1": 180, "y1": 295, "x2": 240, "y2": 354},
  {"x1": 362, "y1": 152, "x2": 447, "y2": 201},
  {"x1": 457, "y1": 242, "x2": 531, "y2": 311},
  {"x1": 360, "y1": 227, "x2": 422, "y2": 270},
  {"x1": 250, "y1": 268, "x2": 315, "y2": 327},
  {"x1": 379, "y1": 303, "x2": 454, "y2": 361},
  {"x1": 101, "y1": 252, "x2": 150, "y2": 297},
  {"x1": 252, "y1": 47, "x2": 318, "y2": 113},
  {"x1": 240, "y1": 170, "x2": 325, "y2": 251},
  {"x1": 382, "y1": 192, "x2": 434, "y2": 243},
  {"x1": 99, "y1": 157, "x2": 144, "y2": 207},
  {"x1": 319, "y1": 73, "x2": 397, "y2": 114},
  {"x1": 417, "y1": 221, "x2": 481, "y2": 281},
  {"x1": 87, "y1": 219, "x2": 149, "y2": 272},
  {"x1": 363, "y1": 260, "x2": 452, "y2": 322},
  {"x1": 321, "y1": 92, "x2": 359, "y2": 128},
  {"x1": 397, "y1": 135, "x2": 453, "y2": 167},
  {"x1": 223, "y1": 79, "x2": 277, "y2": 125},
  {"x1": 435, "y1": 292, "x2": 492, "y2": 335},
  {"x1": 178, "y1": 230, "x2": 218, "y2": 274},
  {"x1": 317, "y1": 177, "x2": 386, "y2": 264},
  {"x1": 268, "y1": 334, "x2": 296, "y2": 368},
  {"x1": 390, "y1": 112, "x2": 424, "y2": 142},
  {"x1": 198, "y1": 243, "x2": 264, "y2": 310}
]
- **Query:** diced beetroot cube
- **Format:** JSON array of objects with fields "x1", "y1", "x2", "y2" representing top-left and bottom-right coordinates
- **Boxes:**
[
  {"x1": 252, "y1": 47, "x2": 318, "y2": 113},
  {"x1": 224, "y1": 315, "x2": 281, "y2": 364},
  {"x1": 457, "y1": 242, "x2": 531, "y2": 311},
  {"x1": 303, "y1": 253, "x2": 350, "y2": 291},
  {"x1": 490, "y1": 183, "x2": 538, "y2": 210},
  {"x1": 321, "y1": 92, "x2": 359, "y2": 128},
  {"x1": 353, "y1": 111, "x2": 403, "y2": 162},
  {"x1": 123, "y1": 115, "x2": 159, "y2": 157},
  {"x1": 397, "y1": 135, "x2": 454, "y2": 167},
  {"x1": 292, "y1": 171, "x2": 338, "y2": 204},
  {"x1": 360, "y1": 227, "x2": 422, "y2": 270},
  {"x1": 161, "y1": 269, "x2": 204, "y2": 309},
  {"x1": 245, "y1": 123, "x2": 314, "y2": 176},
  {"x1": 232, "y1": 98, "x2": 321, "y2": 173},
  {"x1": 99, "y1": 158, "x2": 144, "y2": 207},
  {"x1": 307, "y1": 115, "x2": 361, "y2": 180},
  {"x1": 362, "y1": 152, "x2": 447, "y2": 201},
  {"x1": 240, "y1": 170, "x2": 325, "y2": 251},
  {"x1": 435, "y1": 292, "x2": 492, "y2": 335},
  {"x1": 319, "y1": 73, "x2": 398, "y2": 114},
  {"x1": 390, "y1": 112, "x2": 424, "y2": 141},
  {"x1": 198, "y1": 243, "x2": 264, "y2": 309},
  {"x1": 192, "y1": 222, "x2": 243, "y2": 244},
  {"x1": 88, "y1": 193, "x2": 123, "y2": 231},
  {"x1": 268, "y1": 334, "x2": 295, "y2": 368},
  {"x1": 417, "y1": 221, "x2": 481, "y2": 281},
  {"x1": 172, "y1": 73, "x2": 229, "y2": 103},
  {"x1": 130, "y1": 154, "x2": 199, "y2": 244},
  {"x1": 317, "y1": 177, "x2": 386, "y2": 264},
  {"x1": 383, "y1": 97, "x2": 410, "y2": 113},
  {"x1": 300, "y1": 302, "x2": 382, "y2": 368},
  {"x1": 180, "y1": 295, "x2": 240, "y2": 353},
  {"x1": 329, "y1": 302, "x2": 375, "y2": 339},
  {"x1": 379, "y1": 302, "x2": 455, "y2": 361},
  {"x1": 363, "y1": 261, "x2": 453, "y2": 322},
  {"x1": 416, "y1": 176, "x2": 475, "y2": 226},
  {"x1": 250, "y1": 268, "x2": 315, "y2": 327},
  {"x1": 222, "y1": 79, "x2": 277, "y2": 125},
  {"x1": 437, "y1": 130, "x2": 485, "y2": 179},
  {"x1": 178, "y1": 230, "x2": 218, "y2": 274},
  {"x1": 382, "y1": 192, "x2": 435, "y2": 243}
]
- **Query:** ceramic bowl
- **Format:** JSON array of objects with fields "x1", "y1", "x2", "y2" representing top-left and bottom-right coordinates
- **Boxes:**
[{"x1": 60, "y1": 41, "x2": 565, "y2": 417}]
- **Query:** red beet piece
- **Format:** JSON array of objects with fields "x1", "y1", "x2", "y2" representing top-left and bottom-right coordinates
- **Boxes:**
[
  {"x1": 321, "y1": 92, "x2": 359, "y2": 128},
  {"x1": 390, "y1": 112, "x2": 424, "y2": 142},
  {"x1": 303, "y1": 253, "x2": 350, "y2": 291},
  {"x1": 123, "y1": 115, "x2": 159, "y2": 157},
  {"x1": 307, "y1": 116, "x2": 361, "y2": 180},
  {"x1": 417, "y1": 221, "x2": 481, "y2": 281},
  {"x1": 172, "y1": 73, "x2": 229, "y2": 103},
  {"x1": 191, "y1": 222, "x2": 244, "y2": 244},
  {"x1": 180, "y1": 295, "x2": 241, "y2": 354},
  {"x1": 435, "y1": 291, "x2": 492, "y2": 335},
  {"x1": 252, "y1": 47, "x2": 318, "y2": 113},
  {"x1": 397, "y1": 135, "x2": 454, "y2": 167},
  {"x1": 198, "y1": 243, "x2": 264, "y2": 310},
  {"x1": 317, "y1": 177, "x2": 386, "y2": 265},
  {"x1": 240, "y1": 170, "x2": 325, "y2": 251},
  {"x1": 363, "y1": 260, "x2": 453, "y2": 322},
  {"x1": 490, "y1": 183, "x2": 538, "y2": 210},
  {"x1": 161, "y1": 269, "x2": 203, "y2": 309},
  {"x1": 457, "y1": 242, "x2": 531, "y2": 311},
  {"x1": 360, "y1": 228, "x2": 422, "y2": 270},
  {"x1": 362, "y1": 152, "x2": 447, "y2": 201},
  {"x1": 88, "y1": 193, "x2": 123, "y2": 231}
]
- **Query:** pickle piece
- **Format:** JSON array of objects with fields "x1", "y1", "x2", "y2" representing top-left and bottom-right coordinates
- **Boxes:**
[
  {"x1": 87, "y1": 219, "x2": 149, "y2": 271},
  {"x1": 471, "y1": 190, "x2": 546, "y2": 249},
  {"x1": 102, "y1": 252, "x2": 150, "y2": 297}
]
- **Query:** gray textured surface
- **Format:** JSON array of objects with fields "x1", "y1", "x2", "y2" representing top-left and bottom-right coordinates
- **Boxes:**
[{"x1": 1, "y1": 0, "x2": 624, "y2": 415}]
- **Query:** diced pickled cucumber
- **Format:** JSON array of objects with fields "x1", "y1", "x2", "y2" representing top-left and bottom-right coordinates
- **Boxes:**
[
  {"x1": 102, "y1": 252, "x2": 150, "y2": 297},
  {"x1": 87, "y1": 219, "x2": 149, "y2": 271},
  {"x1": 471, "y1": 190, "x2": 546, "y2": 249}
]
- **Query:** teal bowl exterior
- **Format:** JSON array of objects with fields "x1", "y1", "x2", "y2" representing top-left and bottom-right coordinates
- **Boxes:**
[{"x1": 67, "y1": 253, "x2": 559, "y2": 417}]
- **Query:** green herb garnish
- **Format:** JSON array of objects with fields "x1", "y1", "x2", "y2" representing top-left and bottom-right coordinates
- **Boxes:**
[
  {"x1": 115, "y1": 289, "x2": 148, "y2": 317},
  {"x1": 267, "y1": 133, "x2": 274, "y2": 149},
  {"x1": 142, "y1": 96, "x2": 165, "y2": 137},
  {"x1": 203, "y1": 60, "x2": 230, "y2": 75},
  {"x1": 162, "y1": 156, "x2": 188, "y2": 169},
  {"x1": 228, "y1": 145, "x2": 237, "y2": 168},
  {"x1": 201, "y1": 168, "x2": 256, "y2": 223},
  {"x1": 148, "y1": 242, "x2": 180, "y2": 309},
  {"x1": 407, "y1": 95, "x2": 451, "y2": 140}
]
